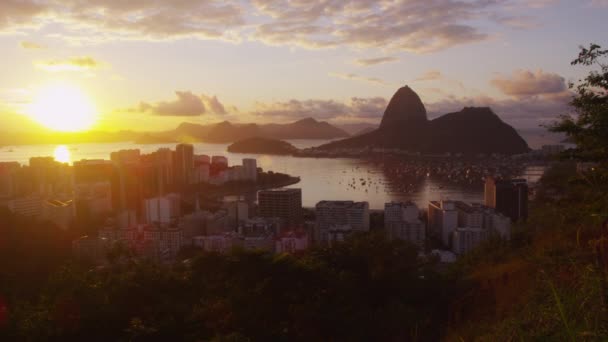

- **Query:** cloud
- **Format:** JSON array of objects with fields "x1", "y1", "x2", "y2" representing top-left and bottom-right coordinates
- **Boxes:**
[
  {"x1": 0, "y1": 0, "x2": 48, "y2": 32},
  {"x1": 252, "y1": 96, "x2": 387, "y2": 122},
  {"x1": 251, "y1": 1, "x2": 494, "y2": 53},
  {"x1": 425, "y1": 91, "x2": 573, "y2": 128},
  {"x1": 0, "y1": 0, "x2": 245, "y2": 43},
  {"x1": 414, "y1": 70, "x2": 443, "y2": 82},
  {"x1": 20, "y1": 41, "x2": 45, "y2": 49},
  {"x1": 201, "y1": 95, "x2": 227, "y2": 115},
  {"x1": 329, "y1": 72, "x2": 389, "y2": 86},
  {"x1": 251, "y1": 87, "x2": 571, "y2": 129},
  {"x1": 134, "y1": 91, "x2": 228, "y2": 116},
  {"x1": 0, "y1": 0, "x2": 555, "y2": 53},
  {"x1": 491, "y1": 69, "x2": 567, "y2": 97},
  {"x1": 353, "y1": 56, "x2": 399, "y2": 66},
  {"x1": 35, "y1": 56, "x2": 104, "y2": 72}
]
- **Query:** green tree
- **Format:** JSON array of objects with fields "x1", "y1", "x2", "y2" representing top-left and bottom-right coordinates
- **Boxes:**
[{"x1": 550, "y1": 43, "x2": 608, "y2": 163}]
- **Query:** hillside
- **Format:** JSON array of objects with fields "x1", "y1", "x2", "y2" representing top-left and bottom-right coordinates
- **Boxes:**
[
  {"x1": 448, "y1": 163, "x2": 608, "y2": 340},
  {"x1": 169, "y1": 118, "x2": 349, "y2": 143}
]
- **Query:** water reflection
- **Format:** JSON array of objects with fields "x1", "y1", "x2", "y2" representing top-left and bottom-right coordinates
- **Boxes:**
[{"x1": 0, "y1": 141, "x2": 544, "y2": 209}]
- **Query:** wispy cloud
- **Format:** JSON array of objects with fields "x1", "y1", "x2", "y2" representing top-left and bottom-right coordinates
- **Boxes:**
[
  {"x1": 353, "y1": 56, "x2": 399, "y2": 66},
  {"x1": 35, "y1": 56, "x2": 104, "y2": 72},
  {"x1": 20, "y1": 41, "x2": 45, "y2": 49},
  {"x1": 414, "y1": 70, "x2": 443, "y2": 82},
  {"x1": 329, "y1": 72, "x2": 390, "y2": 86}
]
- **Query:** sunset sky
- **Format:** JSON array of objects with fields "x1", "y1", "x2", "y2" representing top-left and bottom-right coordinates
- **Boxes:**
[{"x1": 1, "y1": 0, "x2": 607, "y2": 132}]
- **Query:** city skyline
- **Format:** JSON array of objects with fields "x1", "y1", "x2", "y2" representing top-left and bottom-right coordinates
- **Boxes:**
[{"x1": 1, "y1": 1, "x2": 607, "y2": 133}]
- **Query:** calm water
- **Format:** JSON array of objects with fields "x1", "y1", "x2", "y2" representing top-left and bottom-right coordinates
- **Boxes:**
[{"x1": 0, "y1": 140, "x2": 541, "y2": 209}]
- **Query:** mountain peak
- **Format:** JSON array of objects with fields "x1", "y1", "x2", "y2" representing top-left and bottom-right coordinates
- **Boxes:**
[
  {"x1": 295, "y1": 117, "x2": 319, "y2": 125},
  {"x1": 379, "y1": 85, "x2": 427, "y2": 129},
  {"x1": 317, "y1": 86, "x2": 529, "y2": 155}
]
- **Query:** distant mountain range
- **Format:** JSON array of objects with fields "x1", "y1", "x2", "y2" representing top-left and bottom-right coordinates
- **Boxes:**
[
  {"x1": 336, "y1": 123, "x2": 378, "y2": 136},
  {"x1": 0, "y1": 118, "x2": 350, "y2": 146},
  {"x1": 318, "y1": 86, "x2": 530, "y2": 155},
  {"x1": 0, "y1": 96, "x2": 561, "y2": 149},
  {"x1": 165, "y1": 117, "x2": 349, "y2": 143}
]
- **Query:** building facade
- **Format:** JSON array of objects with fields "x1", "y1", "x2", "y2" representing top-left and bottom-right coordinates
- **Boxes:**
[{"x1": 258, "y1": 188, "x2": 302, "y2": 227}]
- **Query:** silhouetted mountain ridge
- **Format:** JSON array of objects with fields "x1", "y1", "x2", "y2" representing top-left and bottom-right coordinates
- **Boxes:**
[
  {"x1": 317, "y1": 86, "x2": 530, "y2": 155},
  {"x1": 167, "y1": 118, "x2": 349, "y2": 143}
]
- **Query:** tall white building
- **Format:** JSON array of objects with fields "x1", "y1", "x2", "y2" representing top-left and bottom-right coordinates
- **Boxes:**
[
  {"x1": 225, "y1": 201, "x2": 249, "y2": 230},
  {"x1": 242, "y1": 158, "x2": 257, "y2": 182},
  {"x1": 194, "y1": 154, "x2": 211, "y2": 165},
  {"x1": 384, "y1": 202, "x2": 425, "y2": 249},
  {"x1": 316, "y1": 200, "x2": 370, "y2": 232},
  {"x1": 455, "y1": 201, "x2": 512, "y2": 240},
  {"x1": 193, "y1": 164, "x2": 210, "y2": 184},
  {"x1": 0, "y1": 162, "x2": 20, "y2": 199},
  {"x1": 455, "y1": 202, "x2": 484, "y2": 229},
  {"x1": 43, "y1": 199, "x2": 75, "y2": 230},
  {"x1": 315, "y1": 201, "x2": 369, "y2": 245},
  {"x1": 8, "y1": 196, "x2": 43, "y2": 218},
  {"x1": 452, "y1": 227, "x2": 488, "y2": 255},
  {"x1": 205, "y1": 210, "x2": 229, "y2": 235},
  {"x1": 144, "y1": 193, "x2": 180, "y2": 224},
  {"x1": 143, "y1": 225, "x2": 183, "y2": 260},
  {"x1": 74, "y1": 181, "x2": 113, "y2": 217},
  {"x1": 428, "y1": 200, "x2": 458, "y2": 247}
]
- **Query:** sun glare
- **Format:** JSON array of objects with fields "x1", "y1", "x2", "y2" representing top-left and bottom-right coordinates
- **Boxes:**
[
  {"x1": 53, "y1": 145, "x2": 71, "y2": 164},
  {"x1": 27, "y1": 83, "x2": 97, "y2": 132}
]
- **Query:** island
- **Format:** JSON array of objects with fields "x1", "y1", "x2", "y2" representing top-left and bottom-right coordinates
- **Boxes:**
[{"x1": 227, "y1": 137, "x2": 299, "y2": 155}]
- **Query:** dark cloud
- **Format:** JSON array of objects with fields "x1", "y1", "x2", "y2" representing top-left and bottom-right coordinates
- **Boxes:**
[
  {"x1": 354, "y1": 56, "x2": 399, "y2": 66},
  {"x1": 134, "y1": 91, "x2": 227, "y2": 116},
  {"x1": 491, "y1": 70, "x2": 567, "y2": 97}
]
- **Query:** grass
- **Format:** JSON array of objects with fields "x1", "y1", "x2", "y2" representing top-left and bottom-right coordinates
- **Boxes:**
[{"x1": 446, "y1": 163, "x2": 608, "y2": 341}]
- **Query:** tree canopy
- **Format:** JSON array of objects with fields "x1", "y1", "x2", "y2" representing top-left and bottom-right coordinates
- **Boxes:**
[{"x1": 550, "y1": 43, "x2": 608, "y2": 163}]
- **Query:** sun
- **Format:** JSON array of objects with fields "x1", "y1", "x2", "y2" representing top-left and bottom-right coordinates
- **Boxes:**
[
  {"x1": 27, "y1": 83, "x2": 97, "y2": 132},
  {"x1": 53, "y1": 145, "x2": 71, "y2": 164}
]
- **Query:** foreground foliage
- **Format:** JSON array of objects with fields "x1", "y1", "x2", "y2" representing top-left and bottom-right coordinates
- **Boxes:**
[
  {"x1": 448, "y1": 162, "x2": 608, "y2": 341},
  {"x1": 0, "y1": 230, "x2": 454, "y2": 341}
]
